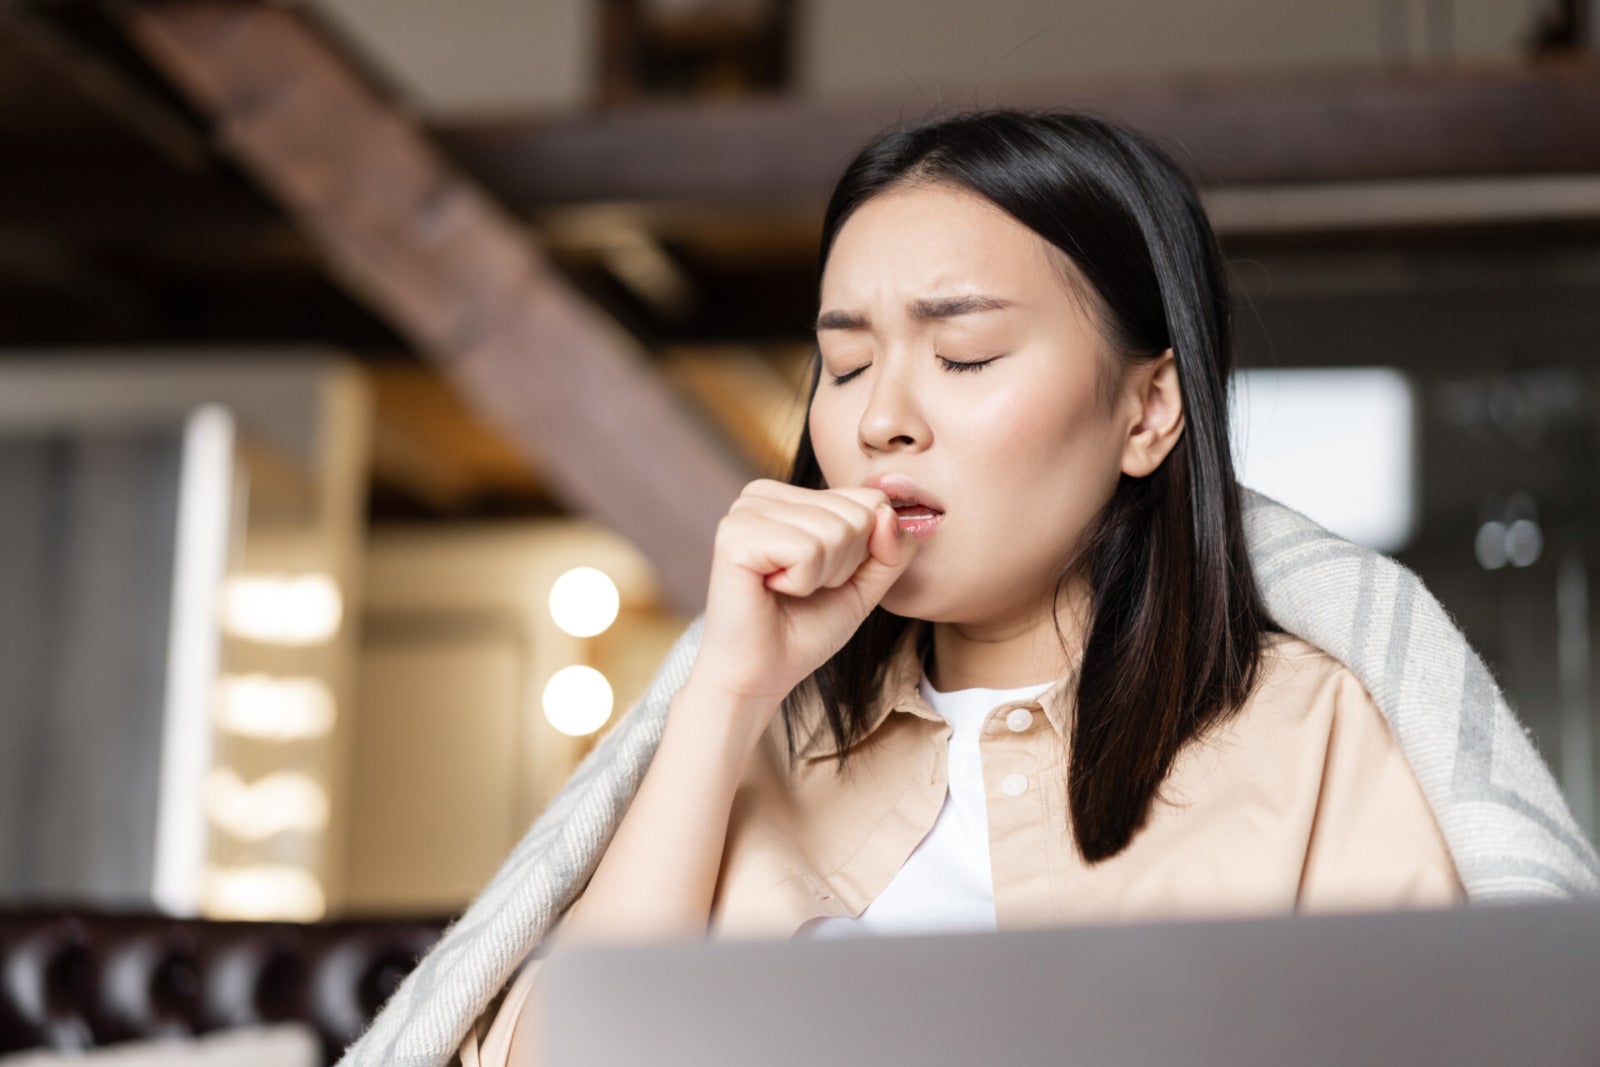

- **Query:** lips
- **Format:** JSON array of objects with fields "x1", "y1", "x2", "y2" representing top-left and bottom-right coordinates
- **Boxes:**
[
  {"x1": 859, "y1": 476, "x2": 945, "y2": 540},
  {"x1": 861, "y1": 474, "x2": 945, "y2": 516}
]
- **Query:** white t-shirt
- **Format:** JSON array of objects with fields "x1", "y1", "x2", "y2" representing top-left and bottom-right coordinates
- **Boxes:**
[{"x1": 795, "y1": 671, "x2": 1055, "y2": 939}]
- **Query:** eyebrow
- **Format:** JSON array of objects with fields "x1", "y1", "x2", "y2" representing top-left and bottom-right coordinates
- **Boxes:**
[{"x1": 814, "y1": 293, "x2": 1014, "y2": 332}]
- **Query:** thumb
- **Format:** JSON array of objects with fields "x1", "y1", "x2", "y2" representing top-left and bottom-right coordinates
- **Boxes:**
[{"x1": 848, "y1": 502, "x2": 920, "y2": 604}]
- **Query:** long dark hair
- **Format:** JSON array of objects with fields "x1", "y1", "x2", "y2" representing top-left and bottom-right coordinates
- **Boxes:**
[{"x1": 781, "y1": 107, "x2": 1279, "y2": 864}]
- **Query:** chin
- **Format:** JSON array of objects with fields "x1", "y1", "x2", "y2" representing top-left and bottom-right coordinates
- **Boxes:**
[
  {"x1": 877, "y1": 571, "x2": 947, "y2": 621},
  {"x1": 876, "y1": 580, "x2": 917, "y2": 619}
]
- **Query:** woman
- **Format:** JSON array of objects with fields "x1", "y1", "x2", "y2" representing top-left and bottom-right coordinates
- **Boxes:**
[{"x1": 454, "y1": 107, "x2": 1467, "y2": 1066}]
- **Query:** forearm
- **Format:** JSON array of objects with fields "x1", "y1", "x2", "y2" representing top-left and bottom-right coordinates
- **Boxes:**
[{"x1": 549, "y1": 675, "x2": 776, "y2": 947}]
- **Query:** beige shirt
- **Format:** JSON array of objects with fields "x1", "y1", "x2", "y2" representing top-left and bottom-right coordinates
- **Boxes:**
[{"x1": 459, "y1": 623, "x2": 1465, "y2": 1065}]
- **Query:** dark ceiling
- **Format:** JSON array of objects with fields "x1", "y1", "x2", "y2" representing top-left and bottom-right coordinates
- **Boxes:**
[
  {"x1": 8, "y1": 3, "x2": 1600, "y2": 358},
  {"x1": 6, "y1": 2, "x2": 1600, "y2": 530}
]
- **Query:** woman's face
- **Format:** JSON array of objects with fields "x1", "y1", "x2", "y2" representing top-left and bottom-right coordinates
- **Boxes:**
[{"x1": 809, "y1": 181, "x2": 1139, "y2": 627}]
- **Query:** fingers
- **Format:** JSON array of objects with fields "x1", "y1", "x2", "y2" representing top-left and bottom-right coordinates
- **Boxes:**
[
  {"x1": 866, "y1": 497, "x2": 914, "y2": 569},
  {"x1": 846, "y1": 500, "x2": 918, "y2": 604},
  {"x1": 739, "y1": 504, "x2": 868, "y2": 585},
  {"x1": 715, "y1": 511, "x2": 835, "y2": 597},
  {"x1": 727, "y1": 481, "x2": 884, "y2": 594},
  {"x1": 738, "y1": 478, "x2": 890, "y2": 519},
  {"x1": 732, "y1": 483, "x2": 883, "y2": 591}
]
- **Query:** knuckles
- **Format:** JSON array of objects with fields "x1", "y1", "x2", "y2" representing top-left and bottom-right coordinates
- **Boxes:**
[
  {"x1": 716, "y1": 481, "x2": 874, "y2": 567},
  {"x1": 739, "y1": 477, "x2": 785, "y2": 500}
]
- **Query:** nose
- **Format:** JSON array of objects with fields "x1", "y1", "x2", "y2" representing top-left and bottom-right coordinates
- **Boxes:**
[{"x1": 857, "y1": 354, "x2": 930, "y2": 455}]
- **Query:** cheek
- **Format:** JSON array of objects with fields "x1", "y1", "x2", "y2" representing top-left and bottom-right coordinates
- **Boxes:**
[
  {"x1": 951, "y1": 381, "x2": 1120, "y2": 509},
  {"x1": 950, "y1": 378, "x2": 1104, "y2": 463}
]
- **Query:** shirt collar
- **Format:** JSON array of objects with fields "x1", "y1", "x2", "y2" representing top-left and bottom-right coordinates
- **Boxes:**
[{"x1": 793, "y1": 618, "x2": 1079, "y2": 761}]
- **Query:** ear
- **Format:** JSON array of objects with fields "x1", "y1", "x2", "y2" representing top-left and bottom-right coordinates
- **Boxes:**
[{"x1": 1119, "y1": 348, "x2": 1185, "y2": 478}]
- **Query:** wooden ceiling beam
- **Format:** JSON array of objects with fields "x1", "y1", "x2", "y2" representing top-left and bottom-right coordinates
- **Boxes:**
[
  {"x1": 119, "y1": 1, "x2": 750, "y2": 612},
  {"x1": 15, "y1": 36, "x2": 1600, "y2": 250},
  {"x1": 435, "y1": 59, "x2": 1600, "y2": 209}
]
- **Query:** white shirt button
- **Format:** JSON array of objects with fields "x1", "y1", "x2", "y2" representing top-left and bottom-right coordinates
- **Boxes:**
[
  {"x1": 1006, "y1": 707, "x2": 1034, "y2": 732},
  {"x1": 1001, "y1": 773, "x2": 1028, "y2": 797}
]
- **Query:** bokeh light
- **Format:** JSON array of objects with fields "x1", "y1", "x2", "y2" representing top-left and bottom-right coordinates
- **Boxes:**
[
  {"x1": 221, "y1": 573, "x2": 343, "y2": 645},
  {"x1": 542, "y1": 665, "x2": 615, "y2": 736},
  {"x1": 548, "y1": 566, "x2": 621, "y2": 637}
]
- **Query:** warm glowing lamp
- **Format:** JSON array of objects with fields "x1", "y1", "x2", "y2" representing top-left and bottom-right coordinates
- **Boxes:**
[
  {"x1": 548, "y1": 566, "x2": 620, "y2": 638},
  {"x1": 221, "y1": 573, "x2": 343, "y2": 645},
  {"x1": 542, "y1": 665, "x2": 615, "y2": 736}
]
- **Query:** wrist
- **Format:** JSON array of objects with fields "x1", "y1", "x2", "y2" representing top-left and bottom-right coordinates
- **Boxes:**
[
  {"x1": 667, "y1": 672, "x2": 783, "y2": 760},
  {"x1": 681, "y1": 658, "x2": 791, "y2": 709}
]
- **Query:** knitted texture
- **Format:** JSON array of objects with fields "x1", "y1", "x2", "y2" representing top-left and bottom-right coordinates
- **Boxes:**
[
  {"x1": 337, "y1": 490, "x2": 1599, "y2": 1066},
  {"x1": 1239, "y1": 488, "x2": 1598, "y2": 900}
]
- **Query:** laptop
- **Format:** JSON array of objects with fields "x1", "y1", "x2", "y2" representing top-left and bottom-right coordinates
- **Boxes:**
[{"x1": 536, "y1": 902, "x2": 1600, "y2": 1066}]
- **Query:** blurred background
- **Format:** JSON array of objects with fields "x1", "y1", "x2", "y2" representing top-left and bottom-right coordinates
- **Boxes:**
[{"x1": 1, "y1": 0, "x2": 1597, "y2": 935}]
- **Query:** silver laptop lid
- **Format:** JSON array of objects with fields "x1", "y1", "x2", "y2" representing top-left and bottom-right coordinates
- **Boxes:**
[{"x1": 538, "y1": 902, "x2": 1600, "y2": 1067}]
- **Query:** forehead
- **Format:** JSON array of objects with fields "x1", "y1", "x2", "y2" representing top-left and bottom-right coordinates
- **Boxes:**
[{"x1": 820, "y1": 182, "x2": 1071, "y2": 309}]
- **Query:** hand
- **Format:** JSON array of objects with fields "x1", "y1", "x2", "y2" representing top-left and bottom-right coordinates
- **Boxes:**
[{"x1": 689, "y1": 479, "x2": 920, "y2": 719}]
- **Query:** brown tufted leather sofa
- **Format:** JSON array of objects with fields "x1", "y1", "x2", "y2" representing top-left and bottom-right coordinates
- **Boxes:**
[{"x1": 0, "y1": 907, "x2": 449, "y2": 1065}]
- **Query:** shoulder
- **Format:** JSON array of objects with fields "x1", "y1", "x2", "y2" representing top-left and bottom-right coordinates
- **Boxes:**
[
  {"x1": 1245, "y1": 635, "x2": 1468, "y2": 907},
  {"x1": 1182, "y1": 630, "x2": 1417, "y2": 809},
  {"x1": 1225, "y1": 631, "x2": 1389, "y2": 744},
  {"x1": 1254, "y1": 630, "x2": 1354, "y2": 674},
  {"x1": 1166, "y1": 632, "x2": 1386, "y2": 787},
  {"x1": 1195, "y1": 631, "x2": 1465, "y2": 908},
  {"x1": 1250, "y1": 632, "x2": 1409, "y2": 785}
]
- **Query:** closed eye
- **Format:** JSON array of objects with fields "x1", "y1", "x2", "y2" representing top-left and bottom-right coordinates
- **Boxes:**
[
  {"x1": 828, "y1": 354, "x2": 1000, "y2": 387},
  {"x1": 938, "y1": 354, "x2": 998, "y2": 373}
]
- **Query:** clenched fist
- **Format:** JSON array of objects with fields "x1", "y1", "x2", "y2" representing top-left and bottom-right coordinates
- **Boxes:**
[{"x1": 687, "y1": 479, "x2": 920, "y2": 719}]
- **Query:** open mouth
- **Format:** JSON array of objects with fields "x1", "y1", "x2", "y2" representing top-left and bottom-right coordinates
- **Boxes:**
[{"x1": 888, "y1": 499, "x2": 944, "y2": 538}]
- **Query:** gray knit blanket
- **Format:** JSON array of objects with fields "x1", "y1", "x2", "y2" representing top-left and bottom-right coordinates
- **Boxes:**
[{"x1": 338, "y1": 488, "x2": 1600, "y2": 1067}]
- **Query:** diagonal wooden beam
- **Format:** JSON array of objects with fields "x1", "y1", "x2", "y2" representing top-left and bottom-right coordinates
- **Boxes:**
[{"x1": 118, "y1": 0, "x2": 752, "y2": 613}]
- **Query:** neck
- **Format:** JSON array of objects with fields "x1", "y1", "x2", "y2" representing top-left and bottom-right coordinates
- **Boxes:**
[{"x1": 926, "y1": 579, "x2": 1091, "y2": 692}]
